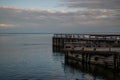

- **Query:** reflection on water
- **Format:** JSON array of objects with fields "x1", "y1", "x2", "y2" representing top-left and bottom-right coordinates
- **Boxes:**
[
  {"x1": 0, "y1": 34, "x2": 119, "y2": 80},
  {"x1": 63, "y1": 58, "x2": 120, "y2": 80},
  {"x1": 52, "y1": 52, "x2": 103, "y2": 80}
]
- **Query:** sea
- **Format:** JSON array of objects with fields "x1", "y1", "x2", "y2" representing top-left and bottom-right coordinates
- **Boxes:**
[{"x1": 0, "y1": 33, "x2": 119, "y2": 80}]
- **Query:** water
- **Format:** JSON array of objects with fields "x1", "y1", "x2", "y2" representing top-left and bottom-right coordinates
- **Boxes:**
[{"x1": 0, "y1": 34, "x2": 118, "y2": 80}]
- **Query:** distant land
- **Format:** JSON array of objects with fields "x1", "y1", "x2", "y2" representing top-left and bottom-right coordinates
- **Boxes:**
[{"x1": 0, "y1": 32, "x2": 120, "y2": 35}]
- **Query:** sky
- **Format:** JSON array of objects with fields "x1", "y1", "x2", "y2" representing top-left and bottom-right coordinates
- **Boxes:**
[{"x1": 0, "y1": 0, "x2": 120, "y2": 33}]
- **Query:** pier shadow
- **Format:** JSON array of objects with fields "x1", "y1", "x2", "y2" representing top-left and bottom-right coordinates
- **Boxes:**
[{"x1": 63, "y1": 60, "x2": 120, "y2": 80}]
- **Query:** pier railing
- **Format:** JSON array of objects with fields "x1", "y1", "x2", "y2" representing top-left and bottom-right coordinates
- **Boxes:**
[{"x1": 53, "y1": 34, "x2": 120, "y2": 40}]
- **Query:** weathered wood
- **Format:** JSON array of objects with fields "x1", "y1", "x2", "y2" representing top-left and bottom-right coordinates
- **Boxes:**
[{"x1": 53, "y1": 34, "x2": 120, "y2": 70}]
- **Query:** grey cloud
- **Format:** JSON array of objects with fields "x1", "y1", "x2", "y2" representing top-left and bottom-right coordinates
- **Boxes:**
[
  {"x1": 61, "y1": 0, "x2": 120, "y2": 9},
  {"x1": 0, "y1": 6, "x2": 120, "y2": 33}
]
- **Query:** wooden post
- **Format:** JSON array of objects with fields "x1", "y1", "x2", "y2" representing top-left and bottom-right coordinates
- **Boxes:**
[
  {"x1": 114, "y1": 54, "x2": 117, "y2": 70},
  {"x1": 65, "y1": 51, "x2": 69, "y2": 63},
  {"x1": 85, "y1": 53, "x2": 88, "y2": 63},
  {"x1": 118, "y1": 55, "x2": 120, "y2": 70},
  {"x1": 82, "y1": 53, "x2": 85, "y2": 64},
  {"x1": 88, "y1": 54, "x2": 91, "y2": 64}
]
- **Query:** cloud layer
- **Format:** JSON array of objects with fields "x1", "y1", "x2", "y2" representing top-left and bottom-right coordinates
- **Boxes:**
[
  {"x1": 61, "y1": 0, "x2": 120, "y2": 9},
  {"x1": 0, "y1": 6, "x2": 120, "y2": 33}
]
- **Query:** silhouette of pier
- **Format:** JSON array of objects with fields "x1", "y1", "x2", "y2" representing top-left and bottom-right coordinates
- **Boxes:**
[{"x1": 53, "y1": 34, "x2": 120, "y2": 70}]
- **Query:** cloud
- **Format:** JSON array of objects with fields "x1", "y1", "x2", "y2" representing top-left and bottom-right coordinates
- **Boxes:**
[
  {"x1": 60, "y1": 0, "x2": 120, "y2": 9},
  {"x1": 0, "y1": 24, "x2": 14, "y2": 27},
  {"x1": 0, "y1": 6, "x2": 120, "y2": 33}
]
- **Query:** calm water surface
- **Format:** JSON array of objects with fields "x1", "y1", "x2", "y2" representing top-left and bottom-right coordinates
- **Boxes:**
[{"x1": 0, "y1": 34, "x2": 118, "y2": 80}]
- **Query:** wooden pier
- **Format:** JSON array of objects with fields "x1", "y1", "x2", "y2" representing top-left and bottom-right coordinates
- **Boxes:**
[{"x1": 53, "y1": 34, "x2": 120, "y2": 70}]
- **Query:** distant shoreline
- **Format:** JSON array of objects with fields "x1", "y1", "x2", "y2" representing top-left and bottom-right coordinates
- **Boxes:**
[
  {"x1": 0, "y1": 32, "x2": 120, "y2": 35},
  {"x1": 0, "y1": 33, "x2": 53, "y2": 34}
]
